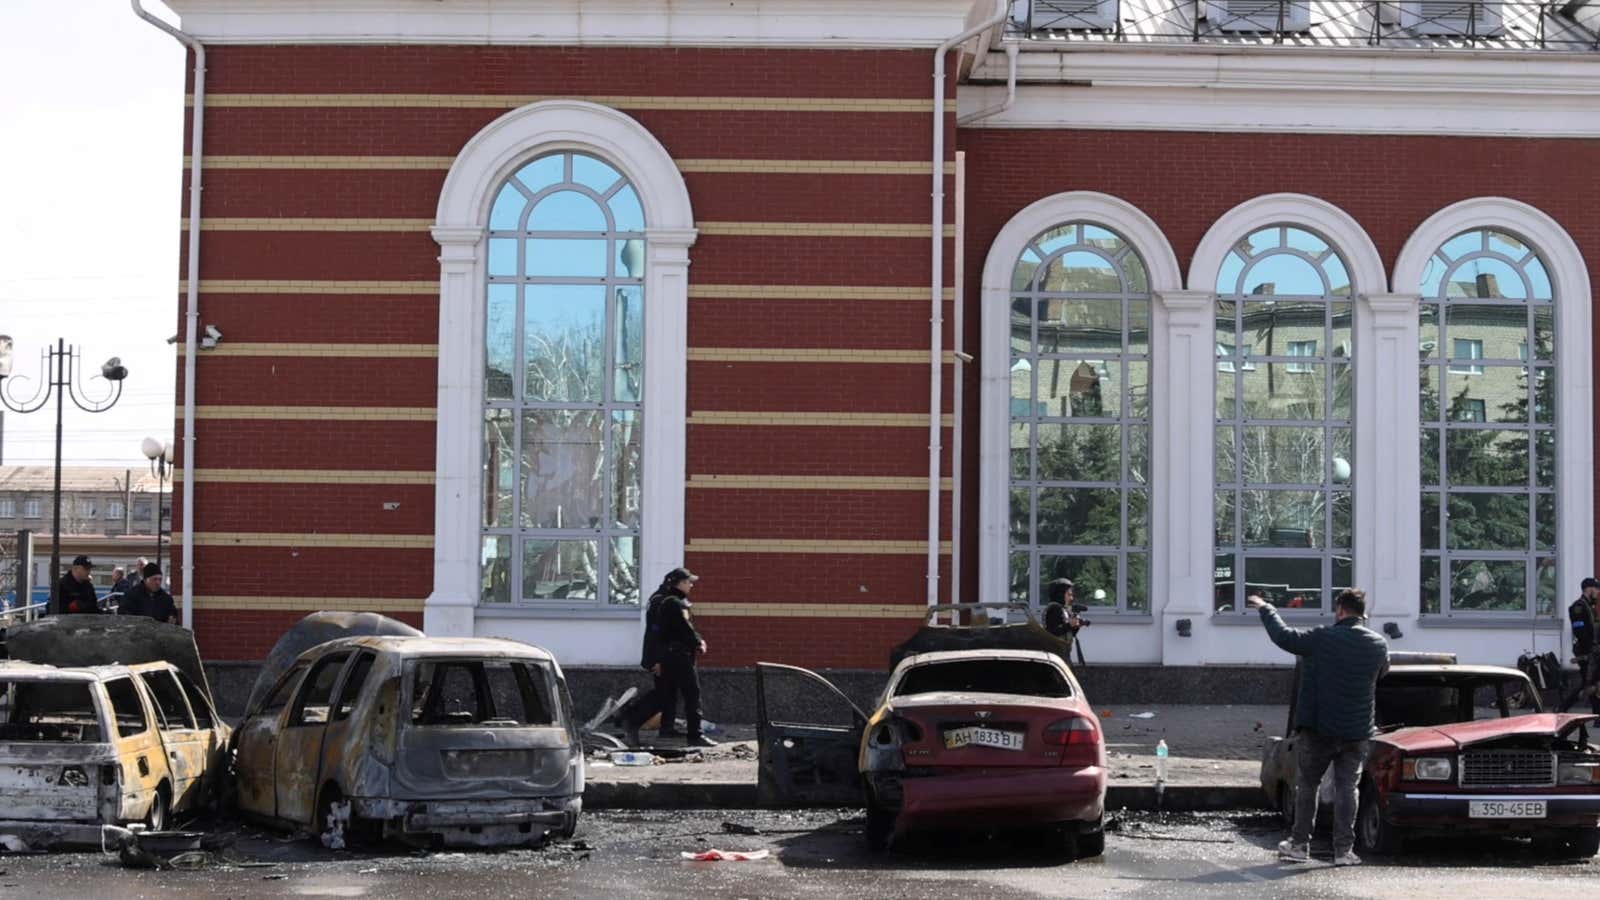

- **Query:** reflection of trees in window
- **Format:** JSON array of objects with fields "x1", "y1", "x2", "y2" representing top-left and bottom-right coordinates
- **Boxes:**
[
  {"x1": 480, "y1": 152, "x2": 645, "y2": 607},
  {"x1": 1008, "y1": 222, "x2": 1150, "y2": 614},
  {"x1": 1214, "y1": 226, "x2": 1353, "y2": 614},
  {"x1": 1419, "y1": 229, "x2": 1555, "y2": 616}
]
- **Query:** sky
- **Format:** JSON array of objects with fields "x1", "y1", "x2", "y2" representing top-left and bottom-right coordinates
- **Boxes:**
[{"x1": 0, "y1": 0, "x2": 184, "y2": 467}]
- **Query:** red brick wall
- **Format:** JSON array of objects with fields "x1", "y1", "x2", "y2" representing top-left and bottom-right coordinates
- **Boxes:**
[{"x1": 174, "y1": 45, "x2": 957, "y2": 664}]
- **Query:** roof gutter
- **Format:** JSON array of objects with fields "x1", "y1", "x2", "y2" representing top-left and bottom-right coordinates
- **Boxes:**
[
  {"x1": 930, "y1": 0, "x2": 1009, "y2": 608},
  {"x1": 130, "y1": 0, "x2": 204, "y2": 631}
]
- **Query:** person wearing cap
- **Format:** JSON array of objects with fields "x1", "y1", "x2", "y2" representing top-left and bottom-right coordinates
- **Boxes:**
[
  {"x1": 620, "y1": 572, "x2": 685, "y2": 746},
  {"x1": 1041, "y1": 578, "x2": 1081, "y2": 639},
  {"x1": 653, "y1": 567, "x2": 714, "y2": 747},
  {"x1": 1560, "y1": 577, "x2": 1600, "y2": 713},
  {"x1": 113, "y1": 560, "x2": 145, "y2": 596},
  {"x1": 119, "y1": 562, "x2": 177, "y2": 624},
  {"x1": 55, "y1": 555, "x2": 100, "y2": 615}
]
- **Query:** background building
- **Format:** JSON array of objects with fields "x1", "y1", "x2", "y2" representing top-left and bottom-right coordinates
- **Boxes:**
[{"x1": 153, "y1": 0, "x2": 1598, "y2": 670}]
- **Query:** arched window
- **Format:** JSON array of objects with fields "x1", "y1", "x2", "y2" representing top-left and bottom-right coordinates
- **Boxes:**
[
  {"x1": 481, "y1": 151, "x2": 646, "y2": 608},
  {"x1": 1008, "y1": 222, "x2": 1151, "y2": 615},
  {"x1": 1419, "y1": 229, "x2": 1556, "y2": 616},
  {"x1": 1214, "y1": 226, "x2": 1354, "y2": 614}
]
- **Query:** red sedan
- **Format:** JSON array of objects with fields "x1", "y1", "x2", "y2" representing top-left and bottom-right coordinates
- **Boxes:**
[{"x1": 756, "y1": 649, "x2": 1107, "y2": 857}]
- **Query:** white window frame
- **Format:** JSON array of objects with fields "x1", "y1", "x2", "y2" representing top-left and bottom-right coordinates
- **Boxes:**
[
  {"x1": 23, "y1": 499, "x2": 41, "y2": 519},
  {"x1": 1449, "y1": 337, "x2": 1485, "y2": 375},
  {"x1": 981, "y1": 192, "x2": 1185, "y2": 630},
  {"x1": 107, "y1": 499, "x2": 124, "y2": 519},
  {"x1": 1188, "y1": 194, "x2": 1390, "y2": 624},
  {"x1": 1395, "y1": 197, "x2": 1593, "y2": 626},
  {"x1": 1286, "y1": 339, "x2": 1318, "y2": 373},
  {"x1": 428, "y1": 100, "x2": 696, "y2": 657}
]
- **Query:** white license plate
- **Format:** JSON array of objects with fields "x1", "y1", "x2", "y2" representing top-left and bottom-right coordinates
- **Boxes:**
[
  {"x1": 943, "y1": 726, "x2": 1024, "y2": 751},
  {"x1": 1468, "y1": 800, "x2": 1547, "y2": 819}
]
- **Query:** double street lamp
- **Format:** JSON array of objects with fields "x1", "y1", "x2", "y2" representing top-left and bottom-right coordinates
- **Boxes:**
[
  {"x1": 0, "y1": 336, "x2": 128, "y2": 613},
  {"x1": 141, "y1": 436, "x2": 174, "y2": 570}
]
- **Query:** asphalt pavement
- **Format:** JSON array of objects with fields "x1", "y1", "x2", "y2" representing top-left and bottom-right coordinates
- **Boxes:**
[{"x1": 1, "y1": 809, "x2": 1593, "y2": 899}]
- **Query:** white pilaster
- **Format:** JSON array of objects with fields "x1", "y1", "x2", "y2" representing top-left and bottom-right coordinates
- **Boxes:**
[
  {"x1": 1355, "y1": 292, "x2": 1421, "y2": 625},
  {"x1": 640, "y1": 229, "x2": 695, "y2": 591},
  {"x1": 425, "y1": 226, "x2": 486, "y2": 637},
  {"x1": 1154, "y1": 289, "x2": 1216, "y2": 665}
]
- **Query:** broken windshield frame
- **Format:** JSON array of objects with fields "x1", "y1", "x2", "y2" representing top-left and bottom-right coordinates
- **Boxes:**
[{"x1": 404, "y1": 658, "x2": 561, "y2": 728}]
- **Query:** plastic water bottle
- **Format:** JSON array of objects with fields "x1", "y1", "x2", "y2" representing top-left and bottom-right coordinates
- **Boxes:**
[
  {"x1": 612, "y1": 751, "x2": 656, "y2": 767},
  {"x1": 1155, "y1": 739, "x2": 1169, "y2": 785}
]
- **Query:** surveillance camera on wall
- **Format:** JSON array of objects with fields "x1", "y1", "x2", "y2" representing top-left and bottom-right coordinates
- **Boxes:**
[{"x1": 200, "y1": 324, "x2": 222, "y2": 350}]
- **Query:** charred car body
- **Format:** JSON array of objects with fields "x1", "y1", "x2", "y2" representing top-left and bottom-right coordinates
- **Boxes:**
[
  {"x1": 0, "y1": 616, "x2": 230, "y2": 845},
  {"x1": 758, "y1": 606, "x2": 1107, "y2": 856},
  {"x1": 1261, "y1": 652, "x2": 1600, "y2": 857},
  {"x1": 231, "y1": 629, "x2": 583, "y2": 848}
]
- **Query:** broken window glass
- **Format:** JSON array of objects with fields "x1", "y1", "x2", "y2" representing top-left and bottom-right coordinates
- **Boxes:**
[
  {"x1": 894, "y1": 660, "x2": 1072, "y2": 699},
  {"x1": 139, "y1": 670, "x2": 196, "y2": 730},
  {"x1": 0, "y1": 681, "x2": 102, "y2": 742},
  {"x1": 408, "y1": 659, "x2": 558, "y2": 727},
  {"x1": 174, "y1": 670, "x2": 215, "y2": 730},
  {"x1": 333, "y1": 653, "x2": 376, "y2": 721},
  {"x1": 291, "y1": 654, "x2": 350, "y2": 726},
  {"x1": 258, "y1": 663, "x2": 306, "y2": 716},
  {"x1": 104, "y1": 677, "x2": 149, "y2": 738}
]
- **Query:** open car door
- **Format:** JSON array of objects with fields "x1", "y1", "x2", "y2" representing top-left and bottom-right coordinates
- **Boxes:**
[{"x1": 755, "y1": 663, "x2": 867, "y2": 806}]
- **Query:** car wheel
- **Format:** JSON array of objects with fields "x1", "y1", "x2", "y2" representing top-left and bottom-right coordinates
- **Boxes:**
[
  {"x1": 554, "y1": 811, "x2": 579, "y2": 841},
  {"x1": 1355, "y1": 787, "x2": 1400, "y2": 856},
  {"x1": 865, "y1": 800, "x2": 894, "y2": 853},
  {"x1": 1075, "y1": 818, "x2": 1106, "y2": 860},
  {"x1": 144, "y1": 786, "x2": 169, "y2": 832}
]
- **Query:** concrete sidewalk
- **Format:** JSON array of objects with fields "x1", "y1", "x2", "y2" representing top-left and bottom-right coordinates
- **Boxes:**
[{"x1": 585, "y1": 704, "x2": 1281, "y2": 812}]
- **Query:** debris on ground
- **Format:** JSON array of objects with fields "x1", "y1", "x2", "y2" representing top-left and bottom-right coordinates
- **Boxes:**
[
  {"x1": 262, "y1": 873, "x2": 288, "y2": 881},
  {"x1": 721, "y1": 822, "x2": 761, "y2": 836},
  {"x1": 0, "y1": 835, "x2": 32, "y2": 853},
  {"x1": 102, "y1": 826, "x2": 212, "y2": 870},
  {"x1": 1129, "y1": 712, "x2": 1157, "y2": 719},
  {"x1": 681, "y1": 849, "x2": 770, "y2": 861},
  {"x1": 611, "y1": 751, "x2": 661, "y2": 766},
  {"x1": 321, "y1": 799, "x2": 352, "y2": 850}
]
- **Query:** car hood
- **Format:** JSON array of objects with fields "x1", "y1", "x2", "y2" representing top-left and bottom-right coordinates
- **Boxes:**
[{"x1": 1378, "y1": 713, "x2": 1599, "y2": 753}]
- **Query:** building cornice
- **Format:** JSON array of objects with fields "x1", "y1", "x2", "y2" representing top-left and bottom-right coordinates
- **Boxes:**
[
  {"x1": 163, "y1": 0, "x2": 979, "y2": 48},
  {"x1": 960, "y1": 44, "x2": 1600, "y2": 136}
]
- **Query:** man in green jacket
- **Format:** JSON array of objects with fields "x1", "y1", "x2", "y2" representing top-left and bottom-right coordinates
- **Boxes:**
[{"x1": 1248, "y1": 588, "x2": 1388, "y2": 866}]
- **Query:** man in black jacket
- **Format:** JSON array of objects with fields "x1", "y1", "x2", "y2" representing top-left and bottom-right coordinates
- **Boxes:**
[
  {"x1": 1560, "y1": 577, "x2": 1600, "y2": 714},
  {"x1": 55, "y1": 556, "x2": 100, "y2": 615},
  {"x1": 1249, "y1": 588, "x2": 1388, "y2": 866},
  {"x1": 119, "y1": 563, "x2": 177, "y2": 624},
  {"x1": 621, "y1": 575, "x2": 682, "y2": 746},
  {"x1": 654, "y1": 567, "x2": 714, "y2": 747}
]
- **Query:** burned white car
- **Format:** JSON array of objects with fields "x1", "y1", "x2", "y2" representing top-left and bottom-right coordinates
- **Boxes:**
[
  {"x1": 231, "y1": 629, "x2": 583, "y2": 848},
  {"x1": 0, "y1": 616, "x2": 231, "y2": 846}
]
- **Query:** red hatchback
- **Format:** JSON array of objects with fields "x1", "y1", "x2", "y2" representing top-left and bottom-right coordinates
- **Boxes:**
[{"x1": 756, "y1": 649, "x2": 1108, "y2": 856}]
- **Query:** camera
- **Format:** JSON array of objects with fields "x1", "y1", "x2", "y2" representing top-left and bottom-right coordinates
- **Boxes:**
[{"x1": 1068, "y1": 603, "x2": 1092, "y2": 627}]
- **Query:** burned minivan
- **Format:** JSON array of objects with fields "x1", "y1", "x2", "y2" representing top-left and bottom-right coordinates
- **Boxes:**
[
  {"x1": 231, "y1": 635, "x2": 583, "y2": 848},
  {"x1": 0, "y1": 615, "x2": 230, "y2": 846}
]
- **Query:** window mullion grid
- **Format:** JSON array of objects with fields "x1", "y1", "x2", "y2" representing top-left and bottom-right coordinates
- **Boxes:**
[
  {"x1": 1230, "y1": 296, "x2": 1245, "y2": 614},
  {"x1": 1119, "y1": 287, "x2": 1130, "y2": 614},
  {"x1": 511, "y1": 277, "x2": 527, "y2": 605}
]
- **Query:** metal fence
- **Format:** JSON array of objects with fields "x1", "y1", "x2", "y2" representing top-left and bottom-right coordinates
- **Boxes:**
[{"x1": 1007, "y1": 0, "x2": 1600, "y2": 50}]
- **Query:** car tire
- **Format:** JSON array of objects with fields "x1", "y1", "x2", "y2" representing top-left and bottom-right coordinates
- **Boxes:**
[
  {"x1": 1075, "y1": 818, "x2": 1106, "y2": 860},
  {"x1": 1355, "y1": 787, "x2": 1401, "y2": 856},
  {"x1": 554, "y1": 811, "x2": 579, "y2": 841},
  {"x1": 865, "y1": 800, "x2": 894, "y2": 853},
  {"x1": 144, "y1": 786, "x2": 169, "y2": 832}
]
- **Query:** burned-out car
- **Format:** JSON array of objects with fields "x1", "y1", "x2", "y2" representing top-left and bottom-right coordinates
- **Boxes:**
[
  {"x1": 759, "y1": 636, "x2": 1107, "y2": 856},
  {"x1": 0, "y1": 616, "x2": 231, "y2": 845},
  {"x1": 1261, "y1": 652, "x2": 1600, "y2": 857},
  {"x1": 231, "y1": 634, "x2": 583, "y2": 848}
]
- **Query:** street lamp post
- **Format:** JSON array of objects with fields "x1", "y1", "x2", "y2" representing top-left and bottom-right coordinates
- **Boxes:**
[
  {"x1": 0, "y1": 336, "x2": 128, "y2": 614},
  {"x1": 141, "y1": 437, "x2": 174, "y2": 570}
]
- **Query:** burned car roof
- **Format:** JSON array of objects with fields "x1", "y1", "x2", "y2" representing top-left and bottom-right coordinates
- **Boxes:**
[
  {"x1": 2, "y1": 615, "x2": 216, "y2": 706},
  {"x1": 301, "y1": 635, "x2": 558, "y2": 660},
  {"x1": 246, "y1": 611, "x2": 426, "y2": 713},
  {"x1": 0, "y1": 659, "x2": 197, "y2": 681}
]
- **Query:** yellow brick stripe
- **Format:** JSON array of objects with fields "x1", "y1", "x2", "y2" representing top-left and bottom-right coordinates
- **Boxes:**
[
  {"x1": 693, "y1": 602, "x2": 927, "y2": 619},
  {"x1": 178, "y1": 280, "x2": 436, "y2": 295},
  {"x1": 192, "y1": 596, "x2": 425, "y2": 612},
  {"x1": 690, "y1": 475, "x2": 951, "y2": 491},
  {"x1": 192, "y1": 94, "x2": 956, "y2": 113},
  {"x1": 687, "y1": 539, "x2": 951, "y2": 555},
  {"x1": 689, "y1": 348, "x2": 954, "y2": 364},
  {"x1": 178, "y1": 343, "x2": 437, "y2": 358},
  {"x1": 689, "y1": 411, "x2": 954, "y2": 427},
  {"x1": 190, "y1": 156, "x2": 951, "y2": 176},
  {"x1": 176, "y1": 469, "x2": 434, "y2": 485},
  {"x1": 181, "y1": 218, "x2": 433, "y2": 232},
  {"x1": 192, "y1": 406, "x2": 437, "y2": 422},
  {"x1": 690, "y1": 285, "x2": 953, "y2": 301},
  {"x1": 698, "y1": 222, "x2": 954, "y2": 238},
  {"x1": 171, "y1": 532, "x2": 433, "y2": 549}
]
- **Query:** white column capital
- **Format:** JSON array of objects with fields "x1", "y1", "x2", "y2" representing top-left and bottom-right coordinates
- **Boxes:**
[
  {"x1": 1363, "y1": 292, "x2": 1421, "y2": 322},
  {"x1": 644, "y1": 226, "x2": 698, "y2": 252},
  {"x1": 1155, "y1": 290, "x2": 1214, "y2": 329},
  {"x1": 433, "y1": 225, "x2": 485, "y2": 248}
]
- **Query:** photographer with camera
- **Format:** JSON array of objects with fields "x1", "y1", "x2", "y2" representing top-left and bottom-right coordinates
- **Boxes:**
[{"x1": 1042, "y1": 578, "x2": 1090, "y2": 665}]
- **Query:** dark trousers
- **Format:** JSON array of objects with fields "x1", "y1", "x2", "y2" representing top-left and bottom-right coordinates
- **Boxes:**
[
  {"x1": 660, "y1": 649, "x2": 703, "y2": 739},
  {"x1": 1558, "y1": 655, "x2": 1600, "y2": 714},
  {"x1": 1292, "y1": 730, "x2": 1368, "y2": 856},
  {"x1": 625, "y1": 671, "x2": 680, "y2": 734}
]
